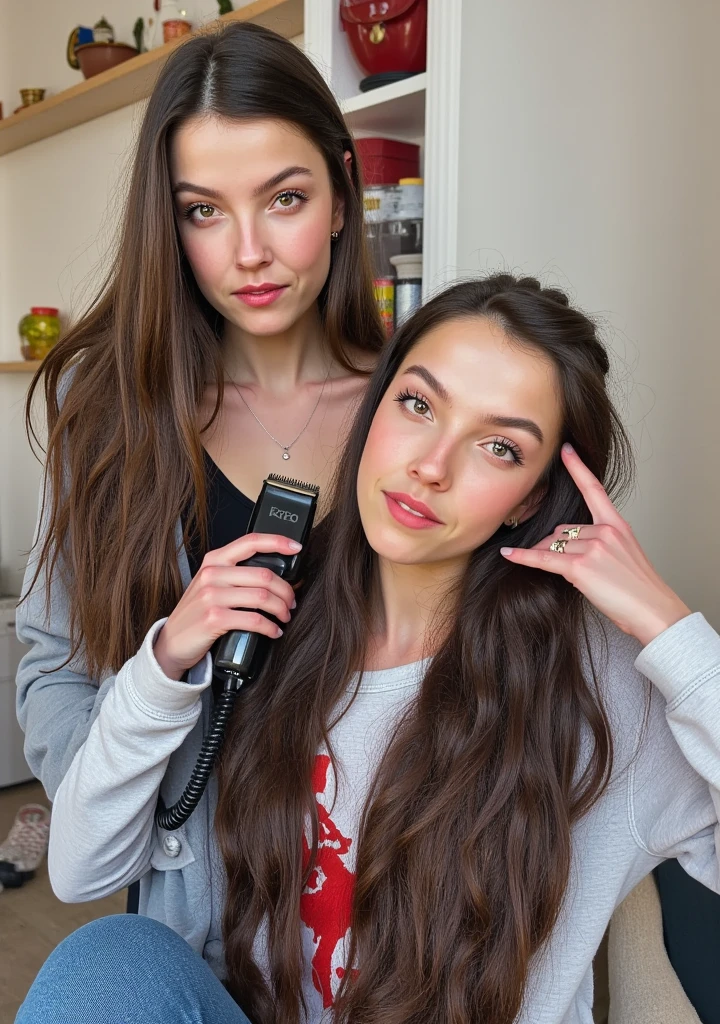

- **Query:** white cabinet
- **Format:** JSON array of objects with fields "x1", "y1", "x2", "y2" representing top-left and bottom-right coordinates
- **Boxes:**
[{"x1": 304, "y1": 0, "x2": 462, "y2": 296}]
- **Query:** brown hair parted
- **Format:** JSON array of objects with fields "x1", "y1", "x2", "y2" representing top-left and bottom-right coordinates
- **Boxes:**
[
  {"x1": 25, "y1": 22, "x2": 384, "y2": 680},
  {"x1": 215, "y1": 274, "x2": 635, "y2": 1024}
]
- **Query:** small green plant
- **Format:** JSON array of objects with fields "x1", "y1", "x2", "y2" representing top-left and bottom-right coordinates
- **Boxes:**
[{"x1": 218, "y1": 0, "x2": 233, "y2": 13}]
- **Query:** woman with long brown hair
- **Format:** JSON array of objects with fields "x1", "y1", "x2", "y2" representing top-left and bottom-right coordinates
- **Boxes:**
[
  {"x1": 15, "y1": 14, "x2": 381, "y2": 939},
  {"x1": 19, "y1": 274, "x2": 720, "y2": 1024}
]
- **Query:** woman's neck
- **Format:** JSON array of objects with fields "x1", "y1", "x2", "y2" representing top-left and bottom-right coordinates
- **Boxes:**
[
  {"x1": 222, "y1": 303, "x2": 330, "y2": 394},
  {"x1": 364, "y1": 557, "x2": 464, "y2": 671}
]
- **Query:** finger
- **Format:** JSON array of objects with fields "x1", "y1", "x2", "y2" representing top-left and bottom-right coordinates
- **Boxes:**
[
  {"x1": 544, "y1": 523, "x2": 621, "y2": 546},
  {"x1": 192, "y1": 565, "x2": 296, "y2": 607},
  {"x1": 216, "y1": 609, "x2": 285, "y2": 639},
  {"x1": 500, "y1": 545, "x2": 580, "y2": 577},
  {"x1": 207, "y1": 586, "x2": 293, "y2": 623},
  {"x1": 561, "y1": 444, "x2": 626, "y2": 527},
  {"x1": 201, "y1": 532, "x2": 302, "y2": 568}
]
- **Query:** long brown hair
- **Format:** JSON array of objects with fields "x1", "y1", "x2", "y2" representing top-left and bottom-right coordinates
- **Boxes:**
[
  {"x1": 24, "y1": 22, "x2": 384, "y2": 679},
  {"x1": 215, "y1": 275, "x2": 634, "y2": 1024}
]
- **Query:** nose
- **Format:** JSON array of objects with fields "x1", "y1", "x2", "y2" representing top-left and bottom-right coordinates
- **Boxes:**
[
  {"x1": 407, "y1": 437, "x2": 453, "y2": 491},
  {"x1": 232, "y1": 213, "x2": 271, "y2": 270}
]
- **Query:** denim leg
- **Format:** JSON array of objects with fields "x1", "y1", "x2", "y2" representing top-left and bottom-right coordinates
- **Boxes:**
[{"x1": 16, "y1": 914, "x2": 252, "y2": 1024}]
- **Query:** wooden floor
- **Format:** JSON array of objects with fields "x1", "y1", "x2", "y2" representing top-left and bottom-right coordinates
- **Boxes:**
[{"x1": 0, "y1": 780, "x2": 126, "y2": 1023}]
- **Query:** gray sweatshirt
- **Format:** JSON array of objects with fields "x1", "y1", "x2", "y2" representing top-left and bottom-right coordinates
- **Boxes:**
[{"x1": 21, "y1": 582, "x2": 720, "y2": 1024}]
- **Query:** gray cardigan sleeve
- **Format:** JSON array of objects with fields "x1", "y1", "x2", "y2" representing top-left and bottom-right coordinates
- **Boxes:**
[
  {"x1": 631, "y1": 613, "x2": 720, "y2": 890},
  {"x1": 14, "y1": 483, "x2": 118, "y2": 801},
  {"x1": 47, "y1": 617, "x2": 212, "y2": 902},
  {"x1": 15, "y1": 470, "x2": 198, "y2": 802}
]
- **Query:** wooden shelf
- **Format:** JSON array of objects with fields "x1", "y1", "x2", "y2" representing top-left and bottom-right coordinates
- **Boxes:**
[
  {"x1": 342, "y1": 73, "x2": 426, "y2": 141},
  {"x1": 0, "y1": 361, "x2": 42, "y2": 373},
  {"x1": 0, "y1": 0, "x2": 303, "y2": 158}
]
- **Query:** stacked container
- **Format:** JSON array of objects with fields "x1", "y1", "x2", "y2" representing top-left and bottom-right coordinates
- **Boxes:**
[{"x1": 358, "y1": 139, "x2": 424, "y2": 334}]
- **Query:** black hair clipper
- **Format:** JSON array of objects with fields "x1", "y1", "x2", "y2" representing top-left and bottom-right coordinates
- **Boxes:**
[
  {"x1": 213, "y1": 474, "x2": 319, "y2": 686},
  {"x1": 156, "y1": 474, "x2": 319, "y2": 832}
]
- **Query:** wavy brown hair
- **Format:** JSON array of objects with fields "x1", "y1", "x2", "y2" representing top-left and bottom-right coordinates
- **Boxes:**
[
  {"x1": 24, "y1": 21, "x2": 384, "y2": 679},
  {"x1": 215, "y1": 275, "x2": 634, "y2": 1024}
]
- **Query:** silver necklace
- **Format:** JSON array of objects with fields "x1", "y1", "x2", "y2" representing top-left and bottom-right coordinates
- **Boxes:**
[{"x1": 229, "y1": 367, "x2": 331, "y2": 460}]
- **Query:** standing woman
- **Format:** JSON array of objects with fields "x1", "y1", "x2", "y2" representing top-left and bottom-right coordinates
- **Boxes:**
[{"x1": 15, "y1": 18, "x2": 382, "y2": 946}]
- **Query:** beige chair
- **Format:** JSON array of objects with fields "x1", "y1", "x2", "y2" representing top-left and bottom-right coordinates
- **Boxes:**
[{"x1": 606, "y1": 874, "x2": 700, "y2": 1024}]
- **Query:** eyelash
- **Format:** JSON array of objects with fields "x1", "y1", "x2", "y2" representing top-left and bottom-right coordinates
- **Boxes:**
[
  {"x1": 393, "y1": 389, "x2": 525, "y2": 466},
  {"x1": 274, "y1": 189, "x2": 309, "y2": 209},
  {"x1": 394, "y1": 388, "x2": 430, "y2": 413},
  {"x1": 182, "y1": 201, "x2": 215, "y2": 221},
  {"x1": 181, "y1": 189, "x2": 310, "y2": 222},
  {"x1": 490, "y1": 436, "x2": 525, "y2": 466}
]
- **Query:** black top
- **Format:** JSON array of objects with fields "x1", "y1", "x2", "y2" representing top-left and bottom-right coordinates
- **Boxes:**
[{"x1": 185, "y1": 451, "x2": 254, "y2": 577}]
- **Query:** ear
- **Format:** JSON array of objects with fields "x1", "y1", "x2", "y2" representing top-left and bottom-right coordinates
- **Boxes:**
[
  {"x1": 331, "y1": 150, "x2": 354, "y2": 235},
  {"x1": 504, "y1": 483, "x2": 547, "y2": 527}
]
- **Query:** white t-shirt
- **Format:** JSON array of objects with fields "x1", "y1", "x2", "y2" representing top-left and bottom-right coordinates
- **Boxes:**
[{"x1": 294, "y1": 661, "x2": 426, "y2": 1017}]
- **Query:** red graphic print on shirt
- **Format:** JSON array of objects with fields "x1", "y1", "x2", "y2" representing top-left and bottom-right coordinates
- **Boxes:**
[{"x1": 300, "y1": 754, "x2": 355, "y2": 1008}]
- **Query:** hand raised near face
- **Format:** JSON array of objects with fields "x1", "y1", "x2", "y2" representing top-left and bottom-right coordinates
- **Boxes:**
[{"x1": 500, "y1": 444, "x2": 691, "y2": 647}]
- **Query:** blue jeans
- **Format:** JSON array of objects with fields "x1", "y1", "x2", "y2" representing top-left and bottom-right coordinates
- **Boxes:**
[{"x1": 16, "y1": 914, "x2": 252, "y2": 1023}]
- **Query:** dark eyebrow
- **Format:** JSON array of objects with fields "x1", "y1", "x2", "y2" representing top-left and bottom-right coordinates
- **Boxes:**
[
  {"x1": 251, "y1": 166, "x2": 313, "y2": 197},
  {"x1": 171, "y1": 166, "x2": 313, "y2": 201},
  {"x1": 172, "y1": 181, "x2": 223, "y2": 199},
  {"x1": 403, "y1": 365, "x2": 452, "y2": 404},
  {"x1": 403, "y1": 365, "x2": 544, "y2": 444},
  {"x1": 481, "y1": 414, "x2": 545, "y2": 445}
]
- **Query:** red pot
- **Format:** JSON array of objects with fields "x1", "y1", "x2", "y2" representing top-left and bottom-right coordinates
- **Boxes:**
[{"x1": 340, "y1": 0, "x2": 427, "y2": 78}]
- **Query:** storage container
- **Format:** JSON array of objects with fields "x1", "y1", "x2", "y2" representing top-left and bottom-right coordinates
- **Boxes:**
[{"x1": 355, "y1": 138, "x2": 420, "y2": 186}]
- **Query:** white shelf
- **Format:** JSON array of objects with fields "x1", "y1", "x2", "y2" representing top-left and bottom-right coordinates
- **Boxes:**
[{"x1": 342, "y1": 73, "x2": 426, "y2": 141}]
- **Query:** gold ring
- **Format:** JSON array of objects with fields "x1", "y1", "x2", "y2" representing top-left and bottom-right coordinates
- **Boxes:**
[
  {"x1": 562, "y1": 526, "x2": 583, "y2": 540},
  {"x1": 550, "y1": 538, "x2": 568, "y2": 553}
]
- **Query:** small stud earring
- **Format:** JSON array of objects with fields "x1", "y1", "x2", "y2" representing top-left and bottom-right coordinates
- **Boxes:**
[
  {"x1": 331, "y1": 231, "x2": 339, "y2": 240},
  {"x1": 507, "y1": 516, "x2": 519, "y2": 529}
]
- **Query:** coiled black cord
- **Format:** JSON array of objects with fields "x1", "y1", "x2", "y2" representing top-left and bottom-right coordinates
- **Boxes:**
[{"x1": 155, "y1": 684, "x2": 240, "y2": 831}]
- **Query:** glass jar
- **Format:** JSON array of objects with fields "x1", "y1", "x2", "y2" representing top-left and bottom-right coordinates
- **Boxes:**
[{"x1": 19, "y1": 307, "x2": 60, "y2": 360}]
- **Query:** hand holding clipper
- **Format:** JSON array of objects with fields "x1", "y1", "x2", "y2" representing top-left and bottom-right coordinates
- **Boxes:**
[
  {"x1": 156, "y1": 474, "x2": 319, "y2": 831},
  {"x1": 213, "y1": 474, "x2": 319, "y2": 687}
]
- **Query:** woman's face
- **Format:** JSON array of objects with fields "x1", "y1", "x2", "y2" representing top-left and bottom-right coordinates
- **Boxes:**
[
  {"x1": 171, "y1": 116, "x2": 343, "y2": 337},
  {"x1": 356, "y1": 316, "x2": 564, "y2": 569}
]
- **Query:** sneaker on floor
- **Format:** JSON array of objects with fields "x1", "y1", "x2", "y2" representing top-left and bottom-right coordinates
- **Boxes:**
[{"x1": 0, "y1": 803, "x2": 50, "y2": 888}]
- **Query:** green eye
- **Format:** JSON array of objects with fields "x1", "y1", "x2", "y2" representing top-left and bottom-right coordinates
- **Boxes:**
[
  {"x1": 198, "y1": 205, "x2": 214, "y2": 218},
  {"x1": 277, "y1": 194, "x2": 294, "y2": 207},
  {"x1": 492, "y1": 442, "x2": 508, "y2": 457}
]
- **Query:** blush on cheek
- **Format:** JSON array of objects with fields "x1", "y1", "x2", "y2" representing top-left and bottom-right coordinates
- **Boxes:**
[
  {"x1": 179, "y1": 231, "x2": 225, "y2": 292},
  {"x1": 279, "y1": 217, "x2": 330, "y2": 273},
  {"x1": 360, "y1": 404, "x2": 398, "y2": 477}
]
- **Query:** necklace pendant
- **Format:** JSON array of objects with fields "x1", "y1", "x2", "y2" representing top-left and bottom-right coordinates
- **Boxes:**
[{"x1": 282, "y1": 451, "x2": 290, "y2": 460}]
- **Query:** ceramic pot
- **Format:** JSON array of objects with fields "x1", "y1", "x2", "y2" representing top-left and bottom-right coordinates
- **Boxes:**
[{"x1": 75, "y1": 42, "x2": 138, "y2": 79}]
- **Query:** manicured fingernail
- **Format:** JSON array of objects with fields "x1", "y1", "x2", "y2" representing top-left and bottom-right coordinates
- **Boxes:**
[
  {"x1": 562, "y1": 443, "x2": 574, "y2": 454},
  {"x1": 288, "y1": 540, "x2": 302, "y2": 552},
  {"x1": 291, "y1": 598, "x2": 297, "y2": 609},
  {"x1": 276, "y1": 627, "x2": 284, "y2": 637},
  {"x1": 500, "y1": 547, "x2": 514, "y2": 556}
]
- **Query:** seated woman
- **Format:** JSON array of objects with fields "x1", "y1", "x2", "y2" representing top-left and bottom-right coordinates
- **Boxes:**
[{"x1": 18, "y1": 275, "x2": 720, "y2": 1024}]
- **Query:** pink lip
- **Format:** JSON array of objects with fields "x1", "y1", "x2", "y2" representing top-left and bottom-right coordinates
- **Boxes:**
[
  {"x1": 233, "y1": 284, "x2": 288, "y2": 307},
  {"x1": 383, "y1": 491, "x2": 444, "y2": 530}
]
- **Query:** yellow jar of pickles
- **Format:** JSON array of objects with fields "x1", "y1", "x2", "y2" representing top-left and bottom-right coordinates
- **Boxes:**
[{"x1": 19, "y1": 307, "x2": 60, "y2": 360}]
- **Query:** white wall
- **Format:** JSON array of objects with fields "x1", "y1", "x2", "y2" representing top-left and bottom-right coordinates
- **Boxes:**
[
  {"x1": 455, "y1": 0, "x2": 720, "y2": 627},
  {"x1": 0, "y1": 0, "x2": 301, "y2": 594}
]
